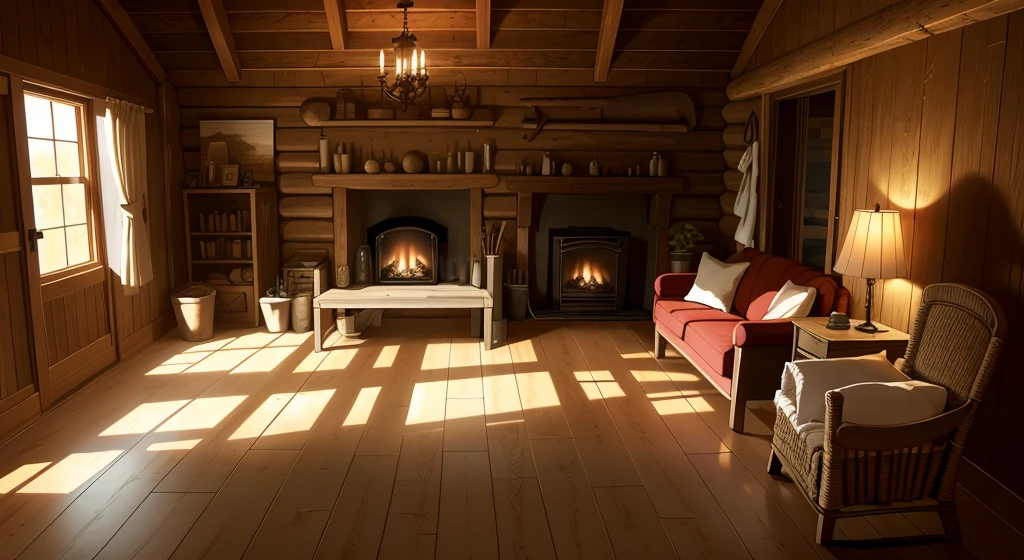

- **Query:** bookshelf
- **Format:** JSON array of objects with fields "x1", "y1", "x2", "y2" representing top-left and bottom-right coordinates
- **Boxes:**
[{"x1": 183, "y1": 187, "x2": 279, "y2": 326}]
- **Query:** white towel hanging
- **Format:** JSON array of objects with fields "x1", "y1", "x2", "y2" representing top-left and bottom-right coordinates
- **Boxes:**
[{"x1": 733, "y1": 141, "x2": 759, "y2": 247}]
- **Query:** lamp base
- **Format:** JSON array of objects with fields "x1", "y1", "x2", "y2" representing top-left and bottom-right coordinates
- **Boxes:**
[{"x1": 854, "y1": 320, "x2": 888, "y2": 334}]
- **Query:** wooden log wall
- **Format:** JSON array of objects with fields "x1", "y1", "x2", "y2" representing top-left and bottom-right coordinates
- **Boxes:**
[
  {"x1": 0, "y1": 0, "x2": 181, "y2": 427},
  {"x1": 736, "y1": 2, "x2": 1024, "y2": 506},
  {"x1": 718, "y1": 98, "x2": 759, "y2": 250},
  {"x1": 178, "y1": 82, "x2": 731, "y2": 276}
]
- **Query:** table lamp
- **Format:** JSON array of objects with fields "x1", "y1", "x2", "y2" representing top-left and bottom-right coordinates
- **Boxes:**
[{"x1": 832, "y1": 203, "x2": 908, "y2": 333}]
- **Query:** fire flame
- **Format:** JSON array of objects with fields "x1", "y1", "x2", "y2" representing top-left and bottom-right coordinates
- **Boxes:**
[
  {"x1": 385, "y1": 245, "x2": 429, "y2": 273},
  {"x1": 572, "y1": 261, "x2": 606, "y2": 286}
]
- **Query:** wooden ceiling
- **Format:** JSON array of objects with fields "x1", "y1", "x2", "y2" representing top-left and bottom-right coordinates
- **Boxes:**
[{"x1": 118, "y1": 0, "x2": 762, "y2": 88}]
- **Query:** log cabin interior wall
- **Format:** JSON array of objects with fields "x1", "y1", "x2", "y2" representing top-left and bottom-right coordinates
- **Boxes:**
[
  {"x1": 730, "y1": 0, "x2": 1024, "y2": 511},
  {"x1": 124, "y1": 0, "x2": 759, "y2": 288},
  {"x1": 0, "y1": 0, "x2": 182, "y2": 441}
]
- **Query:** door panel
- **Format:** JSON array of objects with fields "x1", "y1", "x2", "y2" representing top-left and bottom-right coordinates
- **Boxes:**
[
  {"x1": 0, "y1": 76, "x2": 37, "y2": 416},
  {"x1": 9, "y1": 76, "x2": 115, "y2": 408}
]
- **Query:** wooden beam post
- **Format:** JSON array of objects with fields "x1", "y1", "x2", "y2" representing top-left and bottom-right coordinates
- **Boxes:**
[
  {"x1": 198, "y1": 0, "x2": 241, "y2": 83},
  {"x1": 727, "y1": 0, "x2": 1024, "y2": 100},
  {"x1": 594, "y1": 0, "x2": 624, "y2": 83},
  {"x1": 324, "y1": 0, "x2": 348, "y2": 50},
  {"x1": 476, "y1": 0, "x2": 491, "y2": 49},
  {"x1": 96, "y1": 0, "x2": 168, "y2": 83},
  {"x1": 730, "y1": 0, "x2": 784, "y2": 78}
]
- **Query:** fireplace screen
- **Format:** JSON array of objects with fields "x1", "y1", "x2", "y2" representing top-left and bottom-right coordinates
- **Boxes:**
[
  {"x1": 369, "y1": 217, "x2": 446, "y2": 285},
  {"x1": 550, "y1": 228, "x2": 629, "y2": 312}
]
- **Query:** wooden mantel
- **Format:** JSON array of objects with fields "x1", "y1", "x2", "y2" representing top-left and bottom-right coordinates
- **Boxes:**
[
  {"x1": 502, "y1": 176, "x2": 688, "y2": 194},
  {"x1": 312, "y1": 174, "x2": 500, "y2": 190}
]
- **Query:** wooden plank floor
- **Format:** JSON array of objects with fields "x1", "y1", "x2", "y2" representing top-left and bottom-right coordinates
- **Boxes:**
[{"x1": 0, "y1": 319, "x2": 1019, "y2": 559}]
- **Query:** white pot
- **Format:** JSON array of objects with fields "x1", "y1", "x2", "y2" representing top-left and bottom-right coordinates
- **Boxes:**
[{"x1": 260, "y1": 297, "x2": 292, "y2": 333}]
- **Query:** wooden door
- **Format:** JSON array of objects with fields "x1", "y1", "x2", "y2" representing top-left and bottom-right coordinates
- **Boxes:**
[
  {"x1": 0, "y1": 75, "x2": 41, "y2": 432},
  {"x1": 9, "y1": 76, "x2": 115, "y2": 409}
]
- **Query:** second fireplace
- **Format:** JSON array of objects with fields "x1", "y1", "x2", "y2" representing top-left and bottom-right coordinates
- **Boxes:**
[{"x1": 549, "y1": 227, "x2": 630, "y2": 312}]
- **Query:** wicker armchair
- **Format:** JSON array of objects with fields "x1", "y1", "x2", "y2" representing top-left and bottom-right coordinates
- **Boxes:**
[{"x1": 768, "y1": 283, "x2": 1006, "y2": 545}]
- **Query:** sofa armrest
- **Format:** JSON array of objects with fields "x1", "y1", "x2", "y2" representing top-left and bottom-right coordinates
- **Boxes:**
[
  {"x1": 654, "y1": 273, "x2": 697, "y2": 299},
  {"x1": 733, "y1": 319, "x2": 794, "y2": 348}
]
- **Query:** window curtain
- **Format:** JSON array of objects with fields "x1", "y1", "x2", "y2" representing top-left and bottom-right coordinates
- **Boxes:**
[{"x1": 104, "y1": 98, "x2": 152, "y2": 295}]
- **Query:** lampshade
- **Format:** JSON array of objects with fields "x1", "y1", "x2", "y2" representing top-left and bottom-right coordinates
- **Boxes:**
[{"x1": 833, "y1": 205, "x2": 908, "y2": 280}]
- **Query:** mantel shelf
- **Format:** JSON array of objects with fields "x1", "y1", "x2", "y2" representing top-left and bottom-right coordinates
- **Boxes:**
[
  {"x1": 502, "y1": 175, "x2": 687, "y2": 194},
  {"x1": 311, "y1": 173, "x2": 500, "y2": 190},
  {"x1": 307, "y1": 109, "x2": 494, "y2": 128}
]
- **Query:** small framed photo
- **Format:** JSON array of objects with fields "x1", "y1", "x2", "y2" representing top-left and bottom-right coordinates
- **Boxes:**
[{"x1": 221, "y1": 164, "x2": 240, "y2": 187}]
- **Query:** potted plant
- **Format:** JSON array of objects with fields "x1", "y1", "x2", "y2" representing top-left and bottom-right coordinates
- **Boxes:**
[{"x1": 668, "y1": 222, "x2": 704, "y2": 273}]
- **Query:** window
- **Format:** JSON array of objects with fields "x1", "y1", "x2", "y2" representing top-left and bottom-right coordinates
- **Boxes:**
[{"x1": 24, "y1": 92, "x2": 95, "y2": 275}]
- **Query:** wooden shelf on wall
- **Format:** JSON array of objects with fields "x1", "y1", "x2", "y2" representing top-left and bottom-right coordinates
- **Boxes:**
[
  {"x1": 308, "y1": 109, "x2": 494, "y2": 128},
  {"x1": 311, "y1": 173, "x2": 500, "y2": 190},
  {"x1": 518, "y1": 121, "x2": 688, "y2": 134},
  {"x1": 502, "y1": 175, "x2": 687, "y2": 194}
]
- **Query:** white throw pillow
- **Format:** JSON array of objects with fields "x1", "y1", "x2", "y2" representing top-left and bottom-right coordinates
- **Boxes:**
[
  {"x1": 762, "y1": 280, "x2": 817, "y2": 320},
  {"x1": 781, "y1": 351, "x2": 906, "y2": 428},
  {"x1": 683, "y1": 253, "x2": 750, "y2": 313},
  {"x1": 835, "y1": 380, "x2": 947, "y2": 426}
]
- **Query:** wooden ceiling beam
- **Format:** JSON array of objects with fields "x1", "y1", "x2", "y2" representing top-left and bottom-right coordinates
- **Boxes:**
[
  {"x1": 727, "y1": 0, "x2": 1024, "y2": 100},
  {"x1": 593, "y1": 0, "x2": 623, "y2": 82},
  {"x1": 95, "y1": 0, "x2": 168, "y2": 83},
  {"x1": 198, "y1": 0, "x2": 242, "y2": 83},
  {"x1": 476, "y1": 0, "x2": 491, "y2": 49},
  {"x1": 729, "y1": 0, "x2": 782, "y2": 78},
  {"x1": 324, "y1": 0, "x2": 349, "y2": 50}
]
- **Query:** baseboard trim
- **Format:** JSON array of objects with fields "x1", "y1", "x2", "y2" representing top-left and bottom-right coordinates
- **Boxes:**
[
  {"x1": 118, "y1": 311, "x2": 176, "y2": 360},
  {"x1": 958, "y1": 459, "x2": 1024, "y2": 537}
]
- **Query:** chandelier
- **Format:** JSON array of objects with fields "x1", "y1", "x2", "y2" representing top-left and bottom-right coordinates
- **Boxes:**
[{"x1": 378, "y1": 1, "x2": 428, "y2": 109}]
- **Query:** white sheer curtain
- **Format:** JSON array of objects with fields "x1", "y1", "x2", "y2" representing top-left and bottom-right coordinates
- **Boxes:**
[{"x1": 105, "y1": 98, "x2": 152, "y2": 295}]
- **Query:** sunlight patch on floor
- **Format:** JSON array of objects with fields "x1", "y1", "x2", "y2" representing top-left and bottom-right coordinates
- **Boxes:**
[
  {"x1": 147, "y1": 439, "x2": 202, "y2": 452},
  {"x1": 99, "y1": 400, "x2": 192, "y2": 436},
  {"x1": 651, "y1": 397, "x2": 697, "y2": 416},
  {"x1": 157, "y1": 396, "x2": 247, "y2": 432},
  {"x1": 223, "y1": 332, "x2": 281, "y2": 350},
  {"x1": 573, "y1": 371, "x2": 592, "y2": 381},
  {"x1": 17, "y1": 451, "x2": 124, "y2": 494},
  {"x1": 406, "y1": 380, "x2": 448, "y2": 425},
  {"x1": 229, "y1": 393, "x2": 295, "y2": 440},
  {"x1": 620, "y1": 352, "x2": 651, "y2": 359},
  {"x1": 0, "y1": 463, "x2": 51, "y2": 494},
  {"x1": 445, "y1": 398, "x2": 484, "y2": 421},
  {"x1": 482, "y1": 374, "x2": 522, "y2": 415},
  {"x1": 374, "y1": 345, "x2": 400, "y2": 368},
  {"x1": 231, "y1": 346, "x2": 298, "y2": 374},
  {"x1": 515, "y1": 371, "x2": 560, "y2": 410},
  {"x1": 590, "y1": 370, "x2": 615, "y2": 381},
  {"x1": 262, "y1": 389, "x2": 336, "y2": 436},
  {"x1": 319, "y1": 347, "x2": 358, "y2": 371},
  {"x1": 687, "y1": 396, "x2": 715, "y2": 413},
  {"x1": 423, "y1": 342, "x2": 455, "y2": 370},
  {"x1": 508, "y1": 339, "x2": 538, "y2": 363},
  {"x1": 184, "y1": 349, "x2": 258, "y2": 374},
  {"x1": 293, "y1": 350, "x2": 329, "y2": 374},
  {"x1": 183, "y1": 338, "x2": 234, "y2": 353},
  {"x1": 343, "y1": 386, "x2": 382, "y2": 426},
  {"x1": 580, "y1": 381, "x2": 625, "y2": 400},
  {"x1": 146, "y1": 352, "x2": 213, "y2": 375},
  {"x1": 268, "y1": 332, "x2": 312, "y2": 347}
]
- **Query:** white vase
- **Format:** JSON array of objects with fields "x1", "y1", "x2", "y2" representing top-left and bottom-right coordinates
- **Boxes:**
[{"x1": 260, "y1": 297, "x2": 292, "y2": 333}]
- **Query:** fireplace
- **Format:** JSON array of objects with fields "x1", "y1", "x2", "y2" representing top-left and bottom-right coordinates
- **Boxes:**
[
  {"x1": 550, "y1": 228, "x2": 629, "y2": 312},
  {"x1": 368, "y1": 217, "x2": 446, "y2": 285}
]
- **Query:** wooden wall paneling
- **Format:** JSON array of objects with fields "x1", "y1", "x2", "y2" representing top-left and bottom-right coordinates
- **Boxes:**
[
  {"x1": 96, "y1": 0, "x2": 168, "y2": 82},
  {"x1": 986, "y1": 10, "x2": 1024, "y2": 489},
  {"x1": 941, "y1": 16, "x2": 1008, "y2": 288},
  {"x1": 324, "y1": 0, "x2": 349, "y2": 50},
  {"x1": 878, "y1": 40, "x2": 926, "y2": 332},
  {"x1": 63, "y1": 0, "x2": 82, "y2": 80},
  {"x1": 476, "y1": 0, "x2": 491, "y2": 49},
  {"x1": 470, "y1": 187, "x2": 483, "y2": 263},
  {"x1": 198, "y1": 0, "x2": 241, "y2": 82},
  {"x1": 731, "y1": 0, "x2": 783, "y2": 77}
]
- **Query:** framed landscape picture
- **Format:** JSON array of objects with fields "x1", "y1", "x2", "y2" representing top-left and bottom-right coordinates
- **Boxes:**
[{"x1": 199, "y1": 120, "x2": 275, "y2": 186}]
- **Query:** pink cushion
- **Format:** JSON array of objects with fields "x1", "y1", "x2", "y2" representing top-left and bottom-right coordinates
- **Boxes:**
[
  {"x1": 726, "y1": 249, "x2": 846, "y2": 317},
  {"x1": 684, "y1": 321, "x2": 737, "y2": 378},
  {"x1": 745, "y1": 292, "x2": 777, "y2": 321},
  {"x1": 655, "y1": 300, "x2": 739, "y2": 339}
]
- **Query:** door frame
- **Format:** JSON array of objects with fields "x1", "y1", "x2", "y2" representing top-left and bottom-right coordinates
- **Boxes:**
[
  {"x1": 758, "y1": 70, "x2": 847, "y2": 273},
  {"x1": 9, "y1": 76, "x2": 117, "y2": 409}
]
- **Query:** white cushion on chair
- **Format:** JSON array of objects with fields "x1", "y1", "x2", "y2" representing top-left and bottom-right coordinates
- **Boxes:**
[
  {"x1": 780, "y1": 351, "x2": 908, "y2": 429},
  {"x1": 683, "y1": 253, "x2": 750, "y2": 312},
  {"x1": 762, "y1": 280, "x2": 817, "y2": 320},
  {"x1": 835, "y1": 381, "x2": 947, "y2": 426}
]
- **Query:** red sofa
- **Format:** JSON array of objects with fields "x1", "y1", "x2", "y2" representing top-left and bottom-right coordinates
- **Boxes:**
[{"x1": 654, "y1": 249, "x2": 849, "y2": 432}]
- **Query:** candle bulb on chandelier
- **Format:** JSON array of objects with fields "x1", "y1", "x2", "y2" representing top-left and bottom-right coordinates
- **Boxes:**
[
  {"x1": 420, "y1": 50, "x2": 425, "y2": 75},
  {"x1": 411, "y1": 50, "x2": 418, "y2": 74},
  {"x1": 379, "y1": 49, "x2": 384, "y2": 75}
]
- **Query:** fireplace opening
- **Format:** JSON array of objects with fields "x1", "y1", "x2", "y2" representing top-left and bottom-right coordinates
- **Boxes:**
[
  {"x1": 368, "y1": 217, "x2": 447, "y2": 285},
  {"x1": 550, "y1": 227, "x2": 629, "y2": 312}
]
